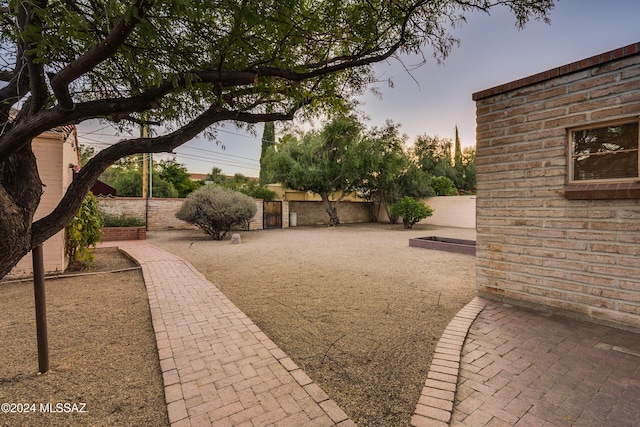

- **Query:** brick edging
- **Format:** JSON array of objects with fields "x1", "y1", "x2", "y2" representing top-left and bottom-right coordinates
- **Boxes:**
[{"x1": 411, "y1": 297, "x2": 488, "y2": 426}]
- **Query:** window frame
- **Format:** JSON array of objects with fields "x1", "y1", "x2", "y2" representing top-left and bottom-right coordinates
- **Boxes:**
[{"x1": 568, "y1": 118, "x2": 640, "y2": 185}]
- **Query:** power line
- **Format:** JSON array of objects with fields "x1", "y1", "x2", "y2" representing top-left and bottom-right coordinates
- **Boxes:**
[
  {"x1": 172, "y1": 152, "x2": 259, "y2": 173},
  {"x1": 175, "y1": 144, "x2": 259, "y2": 162}
]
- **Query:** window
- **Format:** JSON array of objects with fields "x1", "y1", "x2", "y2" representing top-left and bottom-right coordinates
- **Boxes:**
[{"x1": 570, "y1": 120, "x2": 639, "y2": 182}]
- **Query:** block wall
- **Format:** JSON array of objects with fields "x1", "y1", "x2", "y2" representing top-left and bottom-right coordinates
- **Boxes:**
[
  {"x1": 289, "y1": 201, "x2": 372, "y2": 225},
  {"x1": 475, "y1": 54, "x2": 640, "y2": 330},
  {"x1": 98, "y1": 197, "x2": 267, "y2": 231}
]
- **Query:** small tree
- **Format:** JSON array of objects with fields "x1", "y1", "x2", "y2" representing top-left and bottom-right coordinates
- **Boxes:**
[
  {"x1": 390, "y1": 197, "x2": 433, "y2": 229},
  {"x1": 65, "y1": 192, "x2": 103, "y2": 270},
  {"x1": 176, "y1": 186, "x2": 257, "y2": 240},
  {"x1": 157, "y1": 159, "x2": 201, "y2": 197}
]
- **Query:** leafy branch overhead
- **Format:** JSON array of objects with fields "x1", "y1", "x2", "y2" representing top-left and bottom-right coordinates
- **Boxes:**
[{"x1": 0, "y1": 0, "x2": 554, "y2": 278}]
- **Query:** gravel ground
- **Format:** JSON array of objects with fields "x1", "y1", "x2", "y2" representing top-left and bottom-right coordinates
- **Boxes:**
[{"x1": 148, "y1": 223, "x2": 477, "y2": 426}]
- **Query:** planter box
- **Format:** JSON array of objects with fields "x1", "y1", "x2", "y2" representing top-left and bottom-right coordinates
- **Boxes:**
[
  {"x1": 101, "y1": 226, "x2": 146, "y2": 241},
  {"x1": 409, "y1": 236, "x2": 476, "y2": 256}
]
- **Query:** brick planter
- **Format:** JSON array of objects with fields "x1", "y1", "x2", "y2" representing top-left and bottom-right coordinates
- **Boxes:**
[{"x1": 101, "y1": 226, "x2": 146, "y2": 241}]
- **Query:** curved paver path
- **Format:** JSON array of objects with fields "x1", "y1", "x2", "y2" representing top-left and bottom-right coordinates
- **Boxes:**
[
  {"x1": 103, "y1": 241, "x2": 355, "y2": 427},
  {"x1": 413, "y1": 298, "x2": 640, "y2": 427},
  {"x1": 411, "y1": 297, "x2": 488, "y2": 426}
]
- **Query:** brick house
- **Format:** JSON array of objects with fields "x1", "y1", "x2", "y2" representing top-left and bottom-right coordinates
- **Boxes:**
[
  {"x1": 473, "y1": 42, "x2": 640, "y2": 331},
  {"x1": 9, "y1": 126, "x2": 79, "y2": 277}
]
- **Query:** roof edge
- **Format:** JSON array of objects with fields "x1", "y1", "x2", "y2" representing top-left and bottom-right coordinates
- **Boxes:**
[{"x1": 472, "y1": 42, "x2": 640, "y2": 101}]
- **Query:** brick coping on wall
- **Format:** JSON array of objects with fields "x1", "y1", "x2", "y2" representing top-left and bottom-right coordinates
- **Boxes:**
[{"x1": 472, "y1": 42, "x2": 640, "y2": 101}]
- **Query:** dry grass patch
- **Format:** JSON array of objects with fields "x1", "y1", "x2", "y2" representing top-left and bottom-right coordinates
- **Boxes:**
[{"x1": 0, "y1": 248, "x2": 168, "y2": 427}]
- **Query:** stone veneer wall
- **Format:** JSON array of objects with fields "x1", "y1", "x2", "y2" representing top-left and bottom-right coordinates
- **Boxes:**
[{"x1": 473, "y1": 43, "x2": 640, "y2": 330}]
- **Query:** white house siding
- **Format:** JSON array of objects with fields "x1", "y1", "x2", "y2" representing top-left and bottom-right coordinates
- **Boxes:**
[{"x1": 9, "y1": 130, "x2": 78, "y2": 277}]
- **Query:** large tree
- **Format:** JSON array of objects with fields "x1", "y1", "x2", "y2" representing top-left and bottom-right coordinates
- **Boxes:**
[
  {"x1": 0, "y1": 0, "x2": 554, "y2": 278},
  {"x1": 265, "y1": 114, "x2": 369, "y2": 225},
  {"x1": 357, "y1": 121, "x2": 410, "y2": 222}
]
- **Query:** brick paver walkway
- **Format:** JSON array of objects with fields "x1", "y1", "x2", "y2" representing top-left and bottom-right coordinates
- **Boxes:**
[
  {"x1": 413, "y1": 297, "x2": 640, "y2": 426},
  {"x1": 105, "y1": 239, "x2": 640, "y2": 427},
  {"x1": 103, "y1": 241, "x2": 354, "y2": 427}
]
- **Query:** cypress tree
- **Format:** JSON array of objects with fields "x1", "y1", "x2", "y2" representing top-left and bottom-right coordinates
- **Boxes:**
[
  {"x1": 259, "y1": 121, "x2": 275, "y2": 184},
  {"x1": 454, "y1": 125, "x2": 462, "y2": 169}
]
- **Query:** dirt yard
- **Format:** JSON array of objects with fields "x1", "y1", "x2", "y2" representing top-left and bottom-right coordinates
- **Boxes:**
[
  {"x1": 0, "y1": 223, "x2": 476, "y2": 427},
  {"x1": 148, "y1": 223, "x2": 477, "y2": 426},
  {"x1": 0, "y1": 248, "x2": 168, "y2": 427}
]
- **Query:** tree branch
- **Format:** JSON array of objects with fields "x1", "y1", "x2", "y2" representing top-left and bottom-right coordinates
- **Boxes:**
[
  {"x1": 0, "y1": 71, "x2": 14, "y2": 81},
  {"x1": 49, "y1": 0, "x2": 154, "y2": 110},
  {"x1": 31, "y1": 106, "x2": 298, "y2": 245},
  {"x1": 0, "y1": 8, "x2": 30, "y2": 123},
  {"x1": 24, "y1": 0, "x2": 50, "y2": 115}
]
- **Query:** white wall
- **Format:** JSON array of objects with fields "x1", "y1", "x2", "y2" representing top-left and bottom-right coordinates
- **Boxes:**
[{"x1": 418, "y1": 196, "x2": 476, "y2": 229}]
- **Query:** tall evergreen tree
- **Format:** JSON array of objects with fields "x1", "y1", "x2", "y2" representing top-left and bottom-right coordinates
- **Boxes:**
[
  {"x1": 260, "y1": 121, "x2": 276, "y2": 184},
  {"x1": 453, "y1": 125, "x2": 464, "y2": 190},
  {"x1": 454, "y1": 125, "x2": 462, "y2": 169}
]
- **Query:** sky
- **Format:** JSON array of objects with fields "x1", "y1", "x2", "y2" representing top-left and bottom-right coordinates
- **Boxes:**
[{"x1": 76, "y1": 0, "x2": 640, "y2": 177}]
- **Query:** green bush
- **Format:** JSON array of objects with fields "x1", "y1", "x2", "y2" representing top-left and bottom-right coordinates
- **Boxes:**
[
  {"x1": 243, "y1": 185, "x2": 278, "y2": 201},
  {"x1": 389, "y1": 196, "x2": 433, "y2": 229},
  {"x1": 176, "y1": 186, "x2": 257, "y2": 240},
  {"x1": 101, "y1": 212, "x2": 146, "y2": 227},
  {"x1": 66, "y1": 192, "x2": 103, "y2": 270},
  {"x1": 431, "y1": 176, "x2": 457, "y2": 196}
]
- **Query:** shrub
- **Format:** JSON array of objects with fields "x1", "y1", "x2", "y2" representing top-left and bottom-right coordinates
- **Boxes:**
[
  {"x1": 101, "y1": 212, "x2": 146, "y2": 227},
  {"x1": 66, "y1": 192, "x2": 103, "y2": 270},
  {"x1": 242, "y1": 184, "x2": 278, "y2": 201},
  {"x1": 176, "y1": 186, "x2": 257, "y2": 240},
  {"x1": 431, "y1": 176, "x2": 457, "y2": 196},
  {"x1": 389, "y1": 196, "x2": 433, "y2": 229}
]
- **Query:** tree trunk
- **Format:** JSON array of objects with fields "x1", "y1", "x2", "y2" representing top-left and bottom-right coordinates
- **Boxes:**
[
  {"x1": 320, "y1": 192, "x2": 341, "y2": 226},
  {"x1": 0, "y1": 144, "x2": 43, "y2": 278}
]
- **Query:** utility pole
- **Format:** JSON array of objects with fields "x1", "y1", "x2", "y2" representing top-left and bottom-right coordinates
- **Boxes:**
[
  {"x1": 141, "y1": 123, "x2": 149, "y2": 199},
  {"x1": 33, "y1": 245, "x2": 49, "y2": 373}
]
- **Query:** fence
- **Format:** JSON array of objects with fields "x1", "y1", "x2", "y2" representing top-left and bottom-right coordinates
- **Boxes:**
[{"x1": 97, "y1": 196, "x2": 476, "y2": 231}]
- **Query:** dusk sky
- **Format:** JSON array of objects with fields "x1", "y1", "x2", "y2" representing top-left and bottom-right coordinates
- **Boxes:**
[{"x1": 77, "y1": 0, "x2": 640, "y2": 177}]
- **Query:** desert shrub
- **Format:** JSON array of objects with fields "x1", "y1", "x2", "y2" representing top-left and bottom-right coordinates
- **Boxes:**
[
  {"x1": 176, "y1": 186, "x2": 257, "y2": 240},
  {"x1": 66, "y1": 192, "x2": 103, "y2": 269},
  {"x1": 431, "y1": 175, "x2": 457, "y2": 196},
  {"x1": 101, "y1": 212, "x2": 146, "y2": 227},
  {"x1": 389, "y1": 196, "x2": 433, "y2": 229}
]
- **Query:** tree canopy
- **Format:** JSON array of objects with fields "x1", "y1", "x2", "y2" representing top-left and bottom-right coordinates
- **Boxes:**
[
  {"x1": 156, "y1": 159, "x2": 201, "y2": 197},
  {"x1": 0, "y1": 0, "x2": 554, "y2": 277},
  {"x1": 265, "y1": 114, "x2": 369, "y2": 225}
]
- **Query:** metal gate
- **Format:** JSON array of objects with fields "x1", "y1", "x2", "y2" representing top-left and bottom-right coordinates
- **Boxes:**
[{"x1": 263, "y1": 201, "x2": 282, "y2": 229}]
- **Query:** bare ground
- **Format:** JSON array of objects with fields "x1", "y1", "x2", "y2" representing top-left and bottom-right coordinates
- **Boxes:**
[
  {"x1": 0, "y1": 248, "x2": 168, "y2": 427},
  {"x1": 0, "y1": 223, "x2": 476, "y2": 427},
  {"x1": 148, "y1": 223, "x2": 477, "y2": 426}
]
